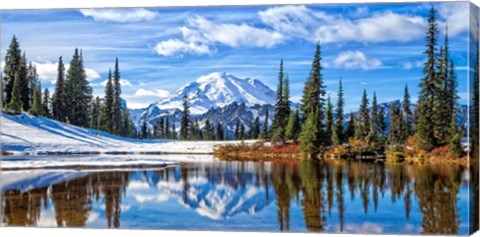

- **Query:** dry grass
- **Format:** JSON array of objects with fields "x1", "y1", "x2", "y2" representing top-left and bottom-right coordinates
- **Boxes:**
[{"x1": 213, "y1": 141, "x2": 303, "y2": 161}]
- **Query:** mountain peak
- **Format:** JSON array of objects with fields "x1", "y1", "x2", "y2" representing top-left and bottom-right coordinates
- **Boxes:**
[{"x1": 196, "y1": 71, "x2": 231, "y2": 83}]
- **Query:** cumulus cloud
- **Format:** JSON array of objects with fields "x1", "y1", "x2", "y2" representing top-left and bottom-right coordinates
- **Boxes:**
[
  {"x1": 92, "y1": 78, "x2": 132, "y2": 87},
  {"x1": 134, "y1": 88, "x2": 170, "y2": 98},
  {"x1": 333, "y1": 51, "x2": 382, "y2": 70},
  {"x1": 80, "y1": 8, "x2": 158, "y2": 23},
  {"x1": 437, "y1": 2, "x2": 469, "y2": 36},
  {"x1": 259, "y1": 5, "x2": 426, "y2": 44},
  {"x1": 155, "y1": 16, "x2": 283, "y2": 57},
  {"x1": 32, "y1": 61, "x2": 100, "y2": 83}
]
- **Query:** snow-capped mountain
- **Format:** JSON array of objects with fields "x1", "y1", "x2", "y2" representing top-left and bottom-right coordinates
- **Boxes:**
[
  {"x1": 130, "y1": 72, "x2": 276, "y2": 131},
  {"x1": 156, "y1": 72, "x2": 275, "y2": 115}
]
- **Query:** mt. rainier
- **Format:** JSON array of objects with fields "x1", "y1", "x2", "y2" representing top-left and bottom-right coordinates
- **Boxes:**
[
  {"x1": 130, "y1": 72, "x2": 277, "y2": 131},
  {"x1": 154, "y1": 72, "x2": 275, "y2": 115}
]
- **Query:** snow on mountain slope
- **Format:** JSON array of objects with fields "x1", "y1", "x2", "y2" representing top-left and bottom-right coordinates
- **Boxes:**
[
  {"x1": 0, "y1": 113, "x2": 255, "y2": 155},
  {"x1": 157, "y1": 72, "x2": 276, "y2": 115}
]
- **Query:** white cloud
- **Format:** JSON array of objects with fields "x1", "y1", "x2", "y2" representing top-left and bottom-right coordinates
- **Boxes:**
[
  {"x1": 93, "y1": 78, "x2": 132, "y2": 87},
  {"x1": 79, "y1": 8, "x2": 158, "y2": 23},
  {"x1": 155, "y1": 16, "x2": 283, "y2": 57},
  {"x1": 437, "y1": 2, "x2": 469, "y2": 37},
  {"x1": 260, "y1": 5, "x2": 427, "y2": 44},
  {"x1": 32, "y1": 61, "x2": 100, "y2": 83},
  {"x1": 134, "y1": 88, "x2": 170, "y2": 98},
  {"x1": 401, "y1": 60, "x2": 424, "y2": 70},
  {"x1": 333, "y1": 51, "x2": 382, "y2": 70}
]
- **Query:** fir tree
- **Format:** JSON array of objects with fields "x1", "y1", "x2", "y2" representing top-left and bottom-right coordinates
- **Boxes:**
[
  {"x1": 100, "y1": 70, "x2": 114, "y2": 133},
  {"x1": 368, "y1": 92, "x2": 378, "y2": 141},
  {"x1": 141, "y1": 121, "x2": 148, "y2": 139},
  {"x1": 325, "y1": 96, "x2": 333, "y2": 145},
  {"x1": 285, "y1": 109, "x2": 300, "y2": 141},
  {"x1": 378, "y1": 107, "x2": 387, "y2": 139},
  {"x1": 165, "y1": 117, "x2": 171, "y2": 138},
  {"x1": 299, "y1": 43, "x2": 326, "y2": 154},
  {"x1": 446, "y1": 59, "x2": 459, "y2": 140},
  {"x1": 64, "y1": 48, "x2": 92, "y2": 127},
  {"x1": 335, "y1": 78, "x2": 345, "y2": 143},
  {"x1": 6, "y1": 71, "x2": 23, "y2": 113},
  {"x1": 89, "y1": 96, "x2": 101, "y2": 129},
  {"x1": 52, "y1": 56, "x2": 67, "y2": 122},
  {"x1": 18, "y1": 53, "x2": 29, "y2": 111},
  {"x1": 180, "y1": 95, "x2": 190, "y2": 140},
  {"x1": 448, "y1": 115, "x2": 462, "y2": 157},
  {"x1": 402, "y1": 85, "x2": 413, "y2": 136},
  {"x1": 249, "y1": 116, "x2": 261, "y2": 139},
  {"x1": 27, "y1": 62, "x2": 38, "y2": 109},
  {"x1": 239, "y1": 123, "x2": 245, "y2": 140},
  {"x1": 260, "y1": 109, "x2": 269, "y2": 139},
  {"x1": 172, "y1": 122, "x2": 177, "y2": 139},
  {"x1": 204, "y1": 119, "x2": 214, "y2": 140},
  {"x1": 42, "y1": 88, "x2": 51, "y2": 117},
  {"x1": 159, "y1": 118, "x2": 165, "y2": 138},
  {"x1": 3, "y1": 35, "x2": 22, "y2": 105},
  {"x1": 355, "y1": 89, "x2": 370, "y2": 139},
  {"x1": 271, "y1": 59, "x2": 287, "y2": 144},
  {"x1": 112, "y1": 58, "x2": 123, "y2": 135},
  {"x1": 416, "y1": 6, "x2": 439, "y2": 151},
  {"x1": 345, "y1": 113, "x2": 355, "y2": 139},
  {"x1": 28, "y1": 82, "x2": 43, "y2": 116},
  {"x1": 235, "y1": 119, "x2": 240, "y2": 140},
  {"x1": 283, "y1": 74, "x2": 290, "y2": 118},
  {"x1": 332, "y1": 123, "x2": 341, "y2": 147},
  {"x1": 299, "y1": 108, "x2": 319, "y2": 156},
  {"x1": 216, "y1": 122, "x2": 224, "y2": 141}
]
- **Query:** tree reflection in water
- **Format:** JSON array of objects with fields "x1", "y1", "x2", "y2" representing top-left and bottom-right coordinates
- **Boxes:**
[{"x1": 1, "y1": 159, "x2": 471, "y2": 234}]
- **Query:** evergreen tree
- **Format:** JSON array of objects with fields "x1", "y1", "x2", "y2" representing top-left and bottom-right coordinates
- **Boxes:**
[
  {"x1": 3, "y1": 35, "x2": 22, "y2": 105},
  {"x1": 239, "y1": 123, "x2": 245, "y2": 140},
  {"x1": 52, "y1": 56, "x2": 67, "y2": 122},
  {"x1": 355, "y1": 89, "x2": 370, "y2": 139},
  {"x1": 172, "y1": 122, "x2": 177, "y2": 139},
  {"x1": 378, "y1": 107, "x2": 387, "y2": 139},
  {"x1": 100, "y1": 70, "x2": 114, "y2": 133},
  {"x1": 335, "y1": 78, "x2": 345, "y2": 143},
  {"x1": 446, "y1": 59, "x2": 458, "y2": 140},
  {"x1": 416, "y1": 6, "x2": 439, "y2": 151},
  {"x1": 112, "y1": 58, "x2": 123, "y2": 135},
  {"x1": 64, "y1": 48, "x2": 92, "y2": 127},
  {"x1": 472, "y1": 48, "x2": 479, "y2": 156},
  {"x1": 345, "y1": 113, "x2": 355, "y2": 139},
  {"x1": 299, "y1": 43, "x2": 326, "y2": 154},
  {"x1": 271, "y1": 60, "x2": 287, "y2": 144},
  {"x1": 204, "y1": 119, "x2": 214, "y2": 140},
  {"x1": 28, "y1": 82, "x2": 44, "y2": 116},
  {"x1": 332, "y1": 123, "x2": 341, "y2": 147},
  {"x1": 216, "y1": 122, "x2": 224, "y2": 141},
  {"x1": 27, "y1": 62, "x2": 38, "y2": 109},
  {"x1": 325, "y1": 96, "x2": 333, "y2": 145},
  {"x1": 402, "y1": 85, "x2": 413, "y2": 136},
  {"x1": 261, "y1": 109, "x2": 269, "y2": 139},
  {"x1": 285, "y1": 109, "x2": 300, "y2": 141},
  {"x1": 448, "y1": 115, "x2": 462, "y2": 157},
  {"x1": 235, "y1": 119, "x2": 240, "y2": 140},
  {"x1": 299, "y1": 108, "x2": 319, "y2": 156},
  {"x1": 249, "y1": 116, "x2": 261, "y2": 139},
  {"x1": 6, "y1": 71, "x2": 23, "y2": 113},
  {"x1": 283, "y1": 74, "x2": 291, "y2": 118},
  {"x1": 368, "y1": 92, "x2": 378, "y2": 141},
  {"x1": 159, "y1": 118, "x2": 165, "y2": 138},
  {"x1": 122, "y1": 109, "x2": 132, "y2": 137},
  {"x1": 180, "y1": 95, "x2": 190, "y2": 140},
  {"x1": 42, "y1": 88, "x2": 51, "y2": 117},
  {"x1": 89, "y1": 96, "x2": 101, "y2": 129},
  {"x1": 141, "y1": 121, "x2": 148, "y2": 139},
  {"x1": 165, "y1": 117, "x2": 171, "y2": 138},
  {"x1": 18, "y1": 53, "x2": 29, "y2": 111}
]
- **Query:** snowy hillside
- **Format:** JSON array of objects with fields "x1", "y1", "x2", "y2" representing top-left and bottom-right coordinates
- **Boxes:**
[
  {"x1": 0, "y1": 113, "x2": 256, "y2": 155},
  {"x1": 131, "y1": 72, "x2": 276, "y2": 130}
]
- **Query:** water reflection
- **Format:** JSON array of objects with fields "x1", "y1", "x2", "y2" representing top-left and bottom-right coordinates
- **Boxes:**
[{"x1": 1, "y1": 159, "x2": 471, "y2": 234}]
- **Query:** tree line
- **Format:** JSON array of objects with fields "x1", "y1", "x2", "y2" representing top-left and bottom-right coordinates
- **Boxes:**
[{"x1": 3, "y1": 36, "x2": 135, "y2": 137}]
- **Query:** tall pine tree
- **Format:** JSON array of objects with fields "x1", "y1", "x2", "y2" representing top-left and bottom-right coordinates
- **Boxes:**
[
  {"x1": 355, "y1": 89, "x2": 370, "y2": 139},
  {"x1": 402, "y1": 85, "x2": 413, "y2": 136},
  {"x1": 180, "y1": 95, "x2": 190, "y2": 140},
  {"x1": 3, "y1": 35, "x2": 22, "y2": 105},
  {"x1": 299, "y1": 43, "x2": 326, "y2": 155},
  {"x1": 52, "y1": 56, "x2": 67, "y2": 122},
  {"x1": 112, "y1": 58, "x2": 123, "y2": 135},
  {"x1": 335, "y1": 78, "x2": 345, "y2": 144},
  {"x1": 416, "y1": 6, "x2": 439, "y2": 151},
  {"x1": 100, "y1": 70, "x2": 114, "y2": 133},
  {"x1": 42, "y1": 88, "x2": 51, "y2": 117},
  {"x1": 271, "y1": 60, "x2": 287, "y2": 144},
  {"x1": 325, "y1": 96, "x2": 333, "y2": 145}
]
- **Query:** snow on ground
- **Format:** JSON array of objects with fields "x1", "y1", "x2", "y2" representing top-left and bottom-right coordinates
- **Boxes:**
[{"x1": 0, "y1": 113, "x2": 256, "y2": 155}]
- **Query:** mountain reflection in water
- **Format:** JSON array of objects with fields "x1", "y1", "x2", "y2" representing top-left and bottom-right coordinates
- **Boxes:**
[{"x1": 0, "y1": 159, "x2": 474, "y2": 234}]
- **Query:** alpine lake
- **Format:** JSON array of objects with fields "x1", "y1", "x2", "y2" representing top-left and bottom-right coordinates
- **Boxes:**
[{"x1": 1, "y1": 155, "x2": 478, "y2": 235}]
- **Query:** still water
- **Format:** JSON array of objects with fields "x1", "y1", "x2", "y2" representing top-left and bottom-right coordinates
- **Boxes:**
[{"x1": 0, "y1": 158, "x2": 476, "y2": 235}]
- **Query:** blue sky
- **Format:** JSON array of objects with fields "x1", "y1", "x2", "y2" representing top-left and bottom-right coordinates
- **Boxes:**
[{"x1": 0, "y1": 2, "x2": 474, "y2": 111}]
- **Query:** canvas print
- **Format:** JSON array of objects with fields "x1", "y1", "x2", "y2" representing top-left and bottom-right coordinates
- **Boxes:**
[{"x1": 0, "y1": 1, "x2": 479, "y2": 235}]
